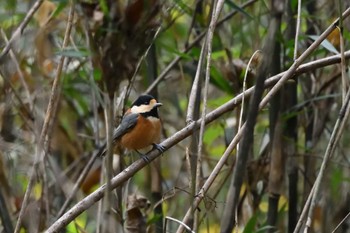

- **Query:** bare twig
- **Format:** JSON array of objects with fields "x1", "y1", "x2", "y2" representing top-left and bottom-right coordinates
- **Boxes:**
[
  {"x1": 165, "y1": 216, "x2": 195, "y2": 233},
  {"x1": 14, "y1": 2, "x2": 75, "y2": 232},
  {"x1": 193, "y1": 0, "x2": 225, "y2": 230},
  {"x1": 0, "y1": 0, "x2": 45, "y2": 60},
  {"x1": 331, "y1": 211, "x2": 350, "y2": 233},
  {"x1": 338, "y1": 25, "x2": 348, "y2": 103},
  {"x1": 294, "y1": 0, "x2": 301, "y2": 60},
  {"x1": 0, "y1": 30, "x2": 33, "y2": 110},
  {"x1": 237, "y1": 50, "x2": 261, "y2": 151},
  {"x1": 338, "y1": 2, "x2": 348, "y2": 103},
  {"x1": 186, "y1": 40, "x2": 206, "y2": 123},
  {"x1": 102, "y1": 94, "x2": 114, "y2": 233},
  {"x1": 56, "y1": 153, "x2": 99, "y2": 218},
  {"x1": 303, "y1": 87, "x2": 350, "y2": 232},
  {"x1": 185, "y1": 28, "x2": 206, "y2": 231}
]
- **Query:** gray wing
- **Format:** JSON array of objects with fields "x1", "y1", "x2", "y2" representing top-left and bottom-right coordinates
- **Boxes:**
[
  {"x1": 112, "y1": 113, "x2": 139, "y2": 140},
  {"x1": 96, "y1": 113, "x2": 139, "y2": 156}
]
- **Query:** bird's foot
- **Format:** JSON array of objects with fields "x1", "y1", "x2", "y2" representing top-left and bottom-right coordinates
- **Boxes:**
[
  {"x1": 152, "y1": 143, "x2": 165, "y2": 153},
  {"x1": 136, "y1": 150, "x2": 150, "y2": 163}
]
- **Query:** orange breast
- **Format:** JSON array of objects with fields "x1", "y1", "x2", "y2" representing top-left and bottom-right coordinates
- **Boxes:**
[{"x1": 120, "y1": 116, "x2": 161, "y2": 150}]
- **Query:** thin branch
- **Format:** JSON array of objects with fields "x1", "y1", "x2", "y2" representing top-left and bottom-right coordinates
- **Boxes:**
[
  {"x1": 13, "y1": 2, "x2": 75, "y2": 232},
  {"x1": 194, "y1": 0, "x2": 225, "y2": 230},
  {"x1": 237, "y1": 50, "x2": 261, "y2": 152},
  {"x1": 331, "y1": 211, "x2": 350, "y2": 233},
  {"x1": 186, "y1": 39, "x2": 206, "y2": 123},
  {"x1": 56, "y1": 152, "x2": 99, "y2": 218},
  {"x1": 259, "y1": 7, "x2": 350, "y2": 110},
  {"x1": 0, "y1": 29, "x2": 33, "y2": 110},
  {"x1": 303, "y1": 88, "x2": 350, "y2": 232},
  {"x1": 338, "y1": 1, "x2": 348, "y2": 103},
  {"x1": 0, "y1": 0, "x2": 45, "y2": 60},
  {"x1": 145, "y1": 0, "x2": 258, "y2": 94},
  {"x1": 338, "y1": 26, "x2": 348, "y2": 103},
  {"x1": 294, "y1": 0, "x2": 301, "y2": 60},
  {"x1": 165, "y1": 216, "x2": 195, "y2": 233},
  {"x1": 46, "y1": 48, "x2": 350, "y2": 232}
]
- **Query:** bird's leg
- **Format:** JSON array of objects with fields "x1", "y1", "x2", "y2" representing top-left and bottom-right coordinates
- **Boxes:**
[
  {"x1": 151, "y1": 143, "x2": 165, "y2": 153},
  {"x1": 136, "y1": 150, "x2": 150, "y2": 163}
]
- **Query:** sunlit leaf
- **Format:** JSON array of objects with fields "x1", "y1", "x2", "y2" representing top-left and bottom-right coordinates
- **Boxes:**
[
  {"x1": 66, "y1": 212, "x2": 87, "y2": 233},
  {"x1": 203, "y1": 124, "x2": 224, "y2": 145},
  {"x1": 33, "y1": 183, "x2": 42, "y2": 200},
  {"x1": 308, "y1": 35, "x2": 339, "y2": 54},
  {"x1": 225, "y1": 1, "x2": 253, "y2": 19}
]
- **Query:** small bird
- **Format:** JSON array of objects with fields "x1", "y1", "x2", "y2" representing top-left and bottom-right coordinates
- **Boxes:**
[{"x1": 97, "y1": 94, "x2": 164, "y2": 161}]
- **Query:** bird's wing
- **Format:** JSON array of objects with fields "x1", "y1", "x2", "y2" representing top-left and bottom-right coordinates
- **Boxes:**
[
  {"x1": 112, "y1": 113, "x2": 139, "y2": 140},
  {"x1": 96, "y1": 113, "x2": 139, "y2": 157}
]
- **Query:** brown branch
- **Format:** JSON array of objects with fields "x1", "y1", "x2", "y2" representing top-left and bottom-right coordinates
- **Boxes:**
[{"x1": 46, "y1": 48, "x2": 350, "y2": 232}]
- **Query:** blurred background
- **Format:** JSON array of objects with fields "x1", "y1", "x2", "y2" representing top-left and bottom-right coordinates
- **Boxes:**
[{"x1": 0, "y1": 0, "x2": 349, "y2": 232}]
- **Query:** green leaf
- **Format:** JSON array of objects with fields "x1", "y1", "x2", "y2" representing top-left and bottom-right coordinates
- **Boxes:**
[
  {"x1": 159, "y1": 42, "x2": 192, "y2": 60},
  {"x1": 210, "y1": 66, "x2": 233, "y2": 94},
  {"x1": 242, "y1": 214, "x2": 257, "y2": 233},
  {"x1": 225, "y1": 0, "x2": 253, "y2": 19},
  {"x1": 173, "y1": 0, "x2": 193, "y2": 15},
  {"x1": 93, "y1": 69, "x2": 102, "y2": 81},
  {"x1": 0, "y1": 13, "x2": 24, "y2": 29},
  {"x1": 51, "y1": 0, "x2": 68, "y2": 19},
  {"x1": 56, "y1": 47, "x2": 91, "y2": 58},
  {"x1": 99, "y1": 0, "x2": 109, "y2": 16},
  {"x1": 308, "y1": 35, "x2": 339, "y2": 54},
  {"x1": 203, "y1": 124, "x2": 223, "y2": 145}
]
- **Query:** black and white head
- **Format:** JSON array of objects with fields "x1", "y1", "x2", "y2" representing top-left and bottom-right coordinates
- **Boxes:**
[{"x1": 130, "y1": 95, "x2": 162, "y2": 118}]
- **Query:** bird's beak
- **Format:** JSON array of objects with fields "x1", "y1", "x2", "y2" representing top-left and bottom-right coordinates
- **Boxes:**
[{"x1": 154, "y1": 102, "x2": 163, "y2": 108}]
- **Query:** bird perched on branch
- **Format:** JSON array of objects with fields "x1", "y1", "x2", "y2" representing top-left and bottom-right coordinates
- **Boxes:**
[{"x1": 97, "y1": 94, "x2": 164, "y2": 161}]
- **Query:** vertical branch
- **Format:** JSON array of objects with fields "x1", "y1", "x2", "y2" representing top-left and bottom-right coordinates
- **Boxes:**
[
  {"x1": 266, "y1": 0, "x2": 284, "y2": 232},
  {"x1": 194, "y1": 0, "x2": 225, "y2": 230},
  {"x1": 221, "y1": 19, "x2": 277, "y2": 233},
  {"x1": 146, "y1": 44, "x2": 163, "y2": 233},
  {"x1": 13, "y1": 2, "x2": 75, "y2": 232},
  {"x1": 185, "y1": 10, "x2": 207, "y2": 231},
  {"x1": 101, "y1": 94, "x2": 116, "y2": 233},
  {"x1": 338, "y1": 1, "x2": 348, "y2": 103},
  {"x1": 294, "y1": 0, "x2": 302, "y2": 60},
  {"x1": 285, "y1": 0, "x2": 298, "y2": 231}
]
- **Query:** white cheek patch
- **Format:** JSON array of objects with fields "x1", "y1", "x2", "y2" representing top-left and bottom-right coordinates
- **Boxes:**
[{"x1": 130, "y1": 104, "x2": 152, "y2": 113}]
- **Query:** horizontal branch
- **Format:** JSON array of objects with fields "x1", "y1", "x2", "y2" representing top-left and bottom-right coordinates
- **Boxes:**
[{"x1": 46, "y1": 50, "x2": 350, "y2": 232}]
